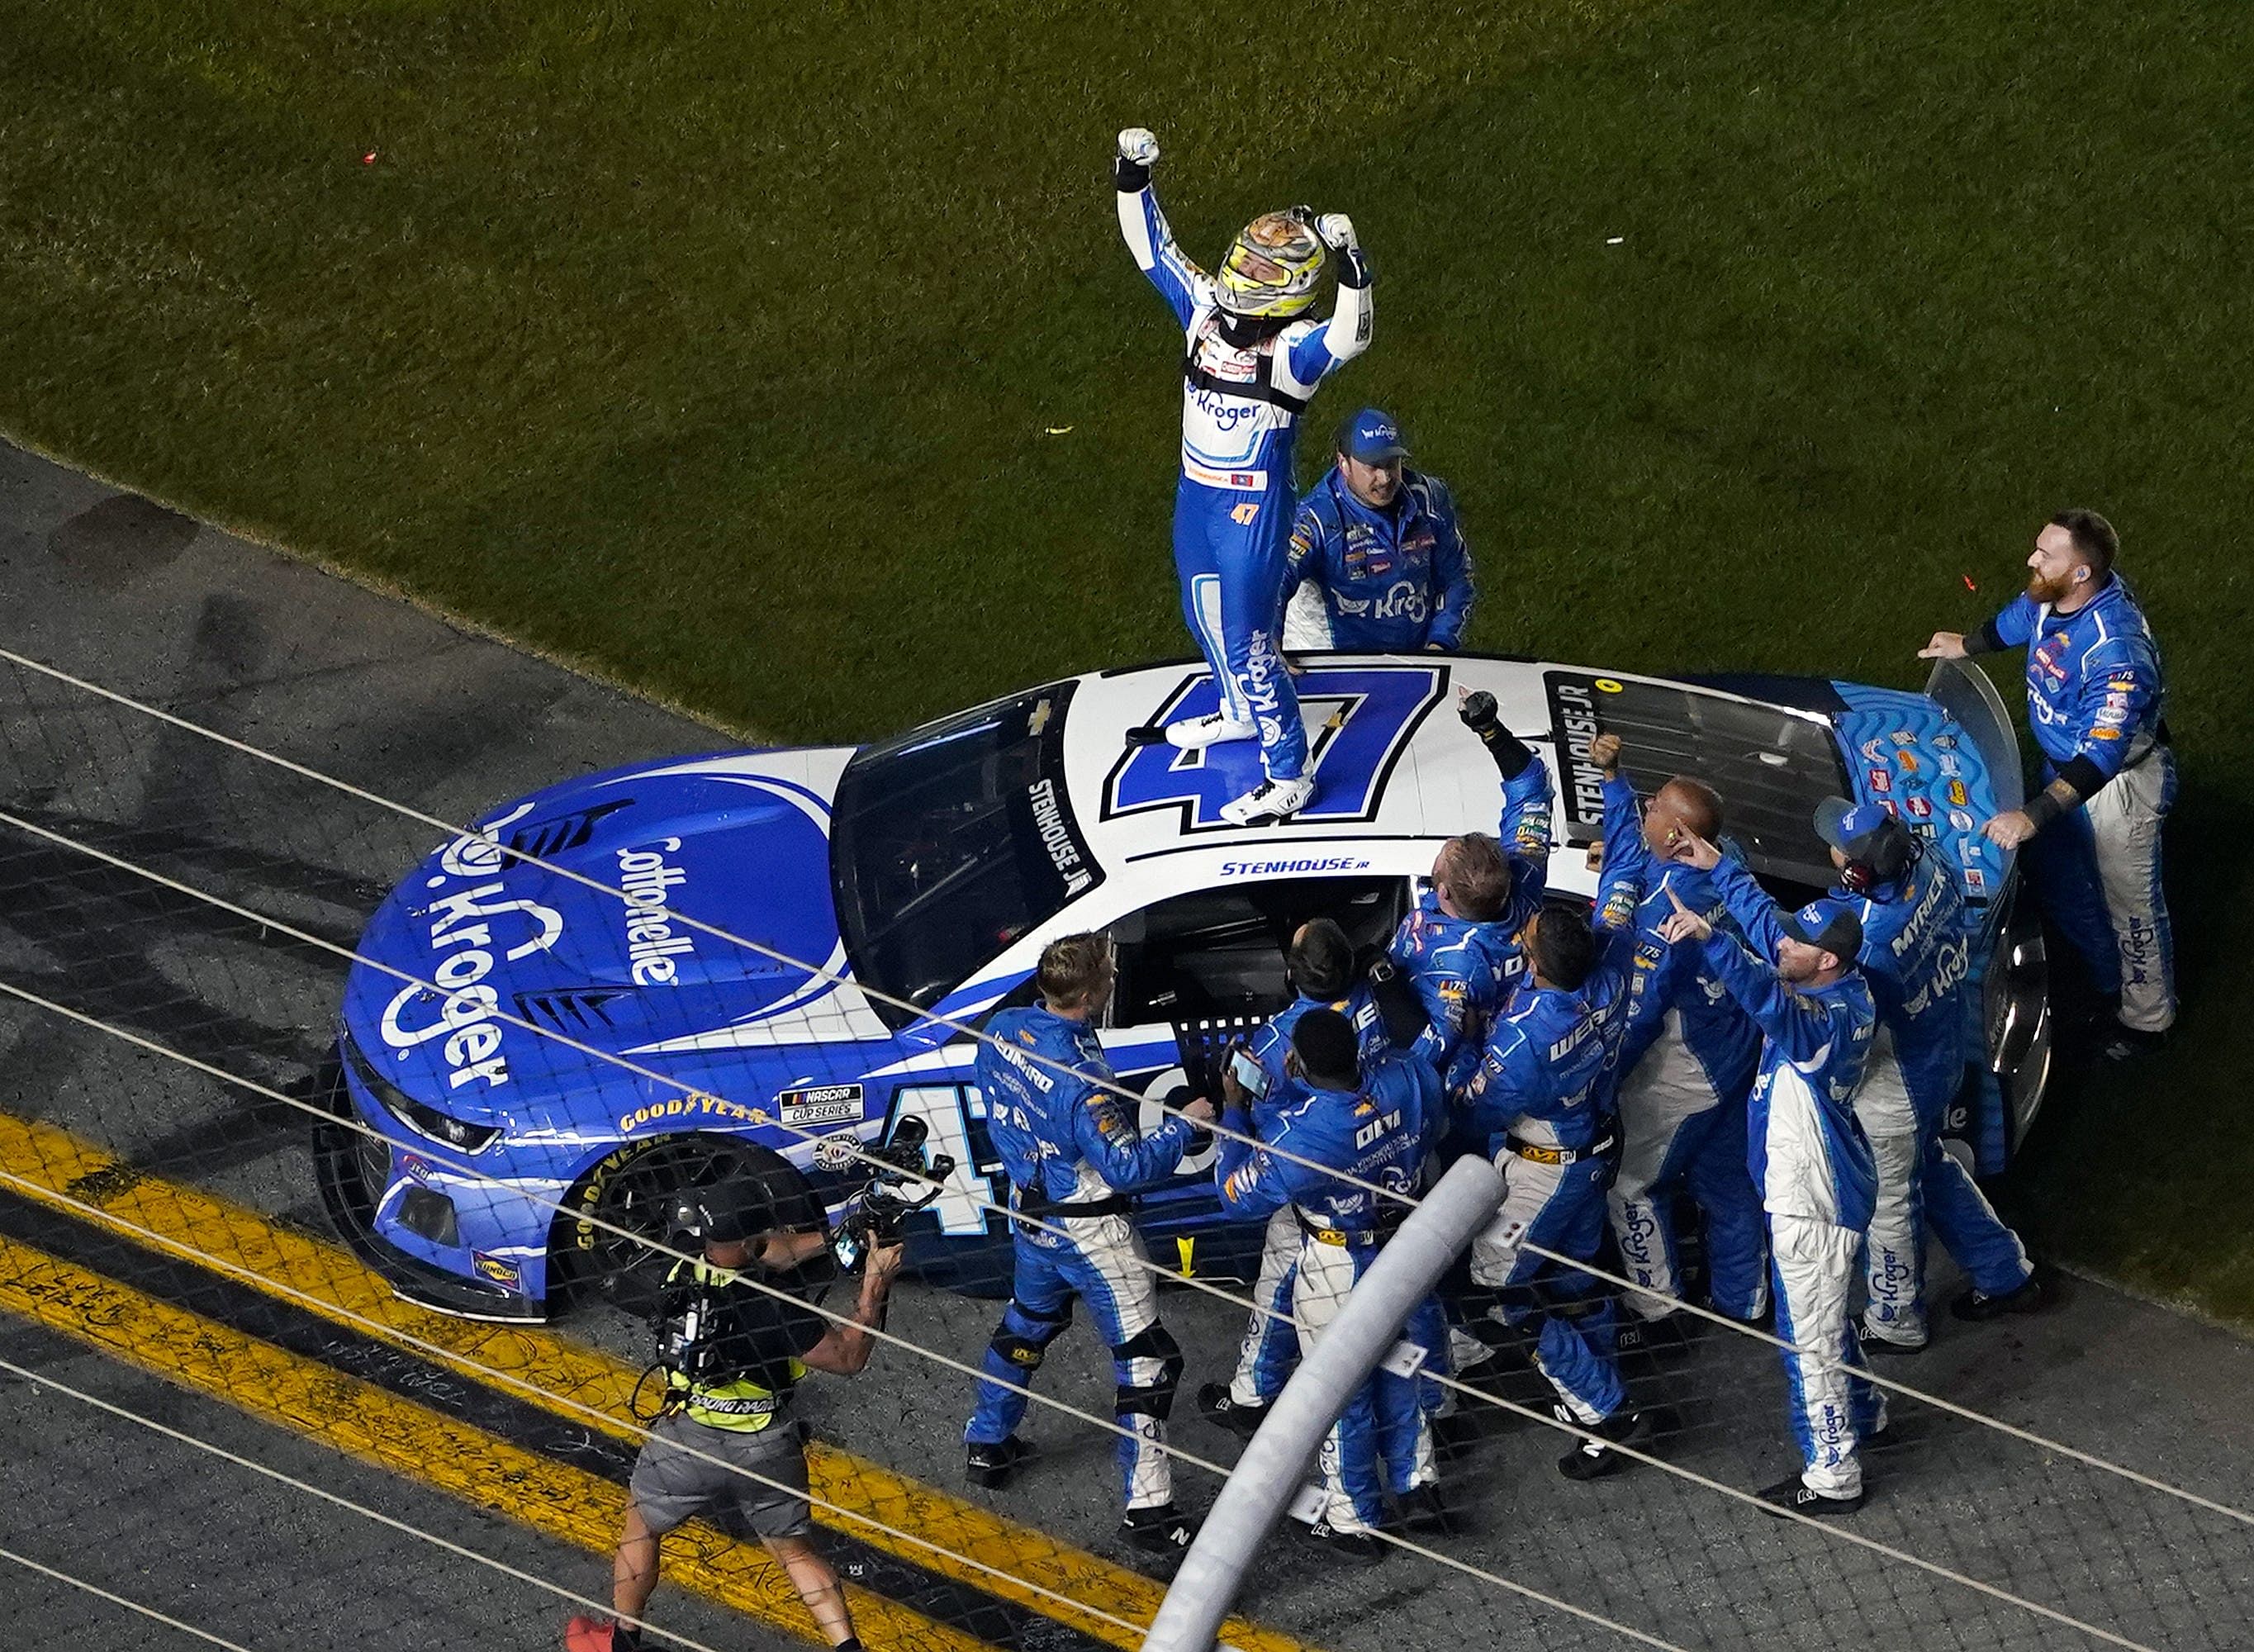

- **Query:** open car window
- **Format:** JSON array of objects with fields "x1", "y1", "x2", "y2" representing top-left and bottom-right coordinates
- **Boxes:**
[{"x1": 1107, "y1": 876, "x2": 1406, "y2": 1028}]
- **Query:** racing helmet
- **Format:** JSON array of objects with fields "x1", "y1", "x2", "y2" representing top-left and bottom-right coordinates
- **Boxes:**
[{"x1": 1215, "y1": 211, "x2": 1328, "y2": 319}]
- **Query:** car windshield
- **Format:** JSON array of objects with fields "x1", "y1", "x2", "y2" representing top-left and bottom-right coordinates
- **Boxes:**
[{"x1": 830, "y1": 681, "x2": 1101, "y2": 1028}]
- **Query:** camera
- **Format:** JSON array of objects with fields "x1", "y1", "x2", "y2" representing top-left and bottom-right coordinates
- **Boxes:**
[{"x1": 829, "y1": 1115, "x2": 955, "y2": 1270}]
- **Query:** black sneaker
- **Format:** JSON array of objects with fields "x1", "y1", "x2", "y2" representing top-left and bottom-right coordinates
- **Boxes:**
[
  {"x1": 1196, "y1": 1381, "x2": 1268, "y2": 1440},
  {"x1": 1121, "y1": 1502, "x2": 1197, "y2": 1556},
  {"x1": 965, "y1": 1436, "x2": 1027, "y2": 1489},
  {"x1": 1557, "y1": 1407, "x2": 1646, "y2": 1482},
  {"x1": 2100, "y1": 1024, "x2": 2168, "y2": 1061},
  {"x1": 1950, "y1": 1274, "x2": 2045, "y2": 1322},
  {"x1": 1858, "y1": 1321, "x2": 1929, "y2": 1355},
  {"x1": 1758, "y1": 1475, "x2": 1865, "y2": 1517},
  {"x1": 1387, "y1": 1484, "x2": 1456, "y2": 1537},
  {"x1": 1300, "y1": 1518, "x2": 1388, "y2": 1565}
]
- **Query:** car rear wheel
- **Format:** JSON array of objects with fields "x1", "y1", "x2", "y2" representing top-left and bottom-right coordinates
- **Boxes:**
[{"x1": 553, "y1": 1134, "x2": 822, "y2": 1315}]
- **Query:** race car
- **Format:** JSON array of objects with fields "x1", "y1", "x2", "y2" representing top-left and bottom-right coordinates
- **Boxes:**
[{"x1": 317, "y1": 654, "x2": 2050, "y2": 1320}]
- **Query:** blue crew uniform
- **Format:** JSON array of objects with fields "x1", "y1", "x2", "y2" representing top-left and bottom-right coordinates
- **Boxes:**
[
  {"x1": 1384, "y1": 745, "x2": 1554, "y2": 1086},
  {"x1": 1280, "y1": 467, "x2": 1475, "y2": 652},
  {"x1": 1981, "y1": 576, "x2": 2174, "y2": 1032},
  {"x1": 1454, "y1": 944, "x2": 1634, "y2": 1436},
  {"x1": 1592, "y1": 774, "x2": 1768, "y2": 1324},
  {"x1": 1216, "y1": 1051, "x2": 1440, "y2": 1534},
  {"x1": 1839, "y1": 846, "x2": 2033, "y2": 1346},
  {"x1": 966, "y1": 1006, "x2": 1199, "y2": 1513},
  {"x1": 1699, "y1": 858, "x2": 1883, "y2": 1499},
  {"x1": 1224, "y1": 986, "x2": 1393, "y2": 1412},
  {"x1": 1117, "y1": 173, "x2": 1372, "y2": 784}
]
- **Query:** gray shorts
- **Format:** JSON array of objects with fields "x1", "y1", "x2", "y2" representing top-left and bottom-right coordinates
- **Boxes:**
[{"x1": 628, "y1": 1411, "x2": 812, "y2": 1541}]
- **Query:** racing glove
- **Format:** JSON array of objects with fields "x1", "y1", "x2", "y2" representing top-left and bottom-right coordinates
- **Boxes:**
[
  {"x1": 1459, "y1": 691, "x2": 1535, "y2": 781},
  {"x1": 1115, "y1": 126, "x2": 1160, "y2": 192}
]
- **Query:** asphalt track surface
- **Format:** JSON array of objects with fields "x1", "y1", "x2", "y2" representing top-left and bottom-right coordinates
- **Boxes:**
[{"x1": 1, "y1": 435, "x2": 2251, "y2": 1652}]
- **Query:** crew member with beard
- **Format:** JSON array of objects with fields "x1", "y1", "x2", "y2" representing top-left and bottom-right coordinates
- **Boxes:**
[{"x1": 1920, "y1": 510, "x2": 2174, "y2": 1059}]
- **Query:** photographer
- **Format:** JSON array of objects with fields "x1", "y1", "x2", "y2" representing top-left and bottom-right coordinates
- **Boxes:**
[{"x1": 567, "y1": 1184, "x2": 903, "y2": 1652}]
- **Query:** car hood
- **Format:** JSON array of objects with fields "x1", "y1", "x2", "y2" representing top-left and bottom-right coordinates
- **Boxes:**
[{"x1": 341, "y1": 748, "x2": 892, "y2": 1120}]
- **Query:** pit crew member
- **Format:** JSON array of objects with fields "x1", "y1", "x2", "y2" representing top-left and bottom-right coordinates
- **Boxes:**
[
  {"x1": 1454, "y1": 904, "x2": 1647, "y2": 1481},
  {"x1": 1114, "y1": 125, "x2": 1373, "y2": 825},
  {"x1": 1279, "y1": 408, "x2": 1475, "y2": 653},
  {"x1": 1214, "y1": 1009, "x2": 1445, "y2": 1559},
  {"x1": 961, "y1": 933, "x2": 1219, "y2": 1555},
  {"x1": 1198, "y1": 918, "x2": 1388, "y2": 1437},
  {"x1": 1382, "y1": 691, "x2": 1552, "y2": 1088},
  {"x1": 1815, "y1": 802, "x2": 2038, "y2": 1346},
  {"x1": 1583, "y1": 731, "x2": 1767, "y2": 1334},
  {"x1": 1658, "y1": 838, "x2": 1882, "y2": 1516},
  {"x1": 567, "y1": 1187, "x2": 901, "y2": 1652},
  {"x1": 1919, "y1": 508, "x2": 2174, "y2": 1057}
]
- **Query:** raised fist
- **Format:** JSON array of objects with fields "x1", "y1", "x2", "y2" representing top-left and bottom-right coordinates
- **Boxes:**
[
  {"x1": 1315, "y1": 212, "x2": 1358, "y2": 251},
  {"x1": 1117, "y1": 128, "x2": 1160, "y2": 166},
  {"x1": 1458, "y1": 689, "x2": 1500, "y2": 733},
  {"x1": 1587, "y1": 731, "x2": 1623, "y2": 773}
]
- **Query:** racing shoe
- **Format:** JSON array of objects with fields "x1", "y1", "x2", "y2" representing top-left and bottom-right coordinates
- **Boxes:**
[
  {"x1": 1121, "y1": 1502, "x2": 1198, "y2": 1557},
  {"x1": 1758, "y1": 1475, "x2": 1866, "y2": 1517},
  {"x1": 1161, "y1": 711, "x2": 1257, "y2": 751},
  {"x1": 1858, "y1": 1319, "x2": 1928, "y2": 1355},
  {"x1": 965, "y1": 1435, "x2": 1028, "y2": 1490},
  {"x1": 1556, "y1": 1406, "x2": 1646, "y2": 1482},
  {"x1": 1196, "y1": 1381, "x2": 1268, "y2": 1440},
  {"x1": 1300, "y1": 1517, "x2": 1388, "y2": 1565},
  {"x1": 1388, "y1": 1484, "x2": 1457, "y2": 1538},
  {"x1": 1950, "y1": 1273, "x2": 2045, "y2": 1322},
  {"x1": 1220, "y1": 772, "x2": 1315, "y2": 826}
]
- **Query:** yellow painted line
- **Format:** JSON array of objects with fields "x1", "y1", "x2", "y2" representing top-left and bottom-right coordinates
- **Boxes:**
[
  {"x1": 0, "y1": 1231, "x2": 983, "y2": 1652},
  {"x1": 0, "y1": 1113, "x2": 1310, "y2": 1652}
]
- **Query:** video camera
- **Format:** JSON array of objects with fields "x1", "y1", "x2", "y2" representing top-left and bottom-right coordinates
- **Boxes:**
[{"x1": 828, "y1": 1114, "x2": 955, "y2": 1271}]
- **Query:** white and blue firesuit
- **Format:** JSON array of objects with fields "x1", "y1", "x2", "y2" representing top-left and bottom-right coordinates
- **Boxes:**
[
  {"x1": 966, "y1": 1005, "x2": 1200, "y2": 1512},
  {"x1": 1983, "y1": 577, "x2": 2174, "y2": 1032},
  {"x1": 1279, "y1": 467, "x2": 1475, "y2": 652},
  {"x1": 1225, "y1": 986, "x2": 1396, "y2": 1412},
  {"x1": 1839, "y1": 849, "x2": 2033, "y2": 1345},
  {"x1": 1592, "y1": 775, "x2": 1768, "y2": 1323},
  {"x1": 1700, "y1": 859, "x2": 1883, "y2": 1498},
  {"x1": 1385, "y1": 752, "x2": 1554, "y2": 1088},
  {"x1": 1117, "y1": 176, "x2": 1373, "y2": 783},
  {"x1": 1216, "y1": 1051, "x2": 1440, "y2": 1534},
  {"x1": 1455, "y1": 949, "x2": 1633, "y2": 1433}
]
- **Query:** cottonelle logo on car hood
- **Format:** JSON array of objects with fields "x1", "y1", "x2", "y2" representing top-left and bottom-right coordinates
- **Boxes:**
[
  {"x1": 380, "y1": 815, "x2": 566, "y2": 1091},
  {"x1": 616, "y1": 838, "x2": 695, "y2": 985}
]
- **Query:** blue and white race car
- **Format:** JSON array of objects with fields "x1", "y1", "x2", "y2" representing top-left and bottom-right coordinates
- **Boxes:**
[{"x1": 319, "y1": 655, "x2": 2050, "y2": 1320}]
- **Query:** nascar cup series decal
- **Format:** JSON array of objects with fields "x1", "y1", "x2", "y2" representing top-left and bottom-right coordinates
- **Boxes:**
[{"x1": 1105, "y1": 664, "x2": 1444, "y2": 831}]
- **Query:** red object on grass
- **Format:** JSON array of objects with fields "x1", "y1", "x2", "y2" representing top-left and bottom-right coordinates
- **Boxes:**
[
  {"x1": 361, "y1": 150, "x2": 378, "y2": 165},
  {"x1": 1962, "y1": 574, "x2": 1978, "y2": 591}
]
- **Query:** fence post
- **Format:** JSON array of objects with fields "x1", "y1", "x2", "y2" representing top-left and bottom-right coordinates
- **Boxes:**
[{"x1": 1142, "y1": 1154, "x2": 1504, "y2": 1652}]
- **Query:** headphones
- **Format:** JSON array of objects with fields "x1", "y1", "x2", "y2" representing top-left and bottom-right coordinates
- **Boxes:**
[{"x1": 1838, "y1": 830, "x2": 1920, "y2": 898}]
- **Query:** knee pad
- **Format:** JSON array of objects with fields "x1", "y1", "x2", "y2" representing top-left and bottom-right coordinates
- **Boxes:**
[
  {"x1": 989, "y1": 1300, "x2": 1070, "y2": 1372},
  {"x1": 1113, "y1": 1324, "x2": 1184, "y2": 1419}
]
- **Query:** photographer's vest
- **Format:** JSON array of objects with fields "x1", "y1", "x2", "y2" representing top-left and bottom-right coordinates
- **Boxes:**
[{"x1": 667, "y1": 1260, "x2": 805, "y2": 1434}]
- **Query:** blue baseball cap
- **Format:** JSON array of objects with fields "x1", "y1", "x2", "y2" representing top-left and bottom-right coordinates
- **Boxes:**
[
  {"x1": 1815, "y1": 797, "x2": 1911, "y2": 874},
  {"x1": 1336, "y1": 408, "x2": 1409, "y2": 463},
  {"x1": 1779, "y1": 896, "x2": 1863, "y2": 961}
]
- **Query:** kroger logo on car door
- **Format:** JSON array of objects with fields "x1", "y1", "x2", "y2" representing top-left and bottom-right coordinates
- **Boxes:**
[{"x1": 1102, "y1": 664, "x2": 1445, "y2": 832}]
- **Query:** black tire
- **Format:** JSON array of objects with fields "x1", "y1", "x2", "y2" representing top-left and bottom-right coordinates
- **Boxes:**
[{"x1": 550, "y1": 1133, "x2": 824, "y2": 1315}]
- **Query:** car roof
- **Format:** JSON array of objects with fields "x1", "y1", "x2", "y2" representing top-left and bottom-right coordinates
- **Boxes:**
[{"x1": 1053, "y1": 653, "x2": 1848, "y2": 910}]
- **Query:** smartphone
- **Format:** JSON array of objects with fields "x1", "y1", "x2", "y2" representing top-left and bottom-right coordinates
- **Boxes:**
[{"x1": 1227, "y1": 1047, "x2": 1271, "y2": 1100}]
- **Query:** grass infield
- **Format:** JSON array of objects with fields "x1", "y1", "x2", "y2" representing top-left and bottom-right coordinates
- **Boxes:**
[{"x1": 2, "y1": 0, "x2": 2249, "y2": 1323}]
